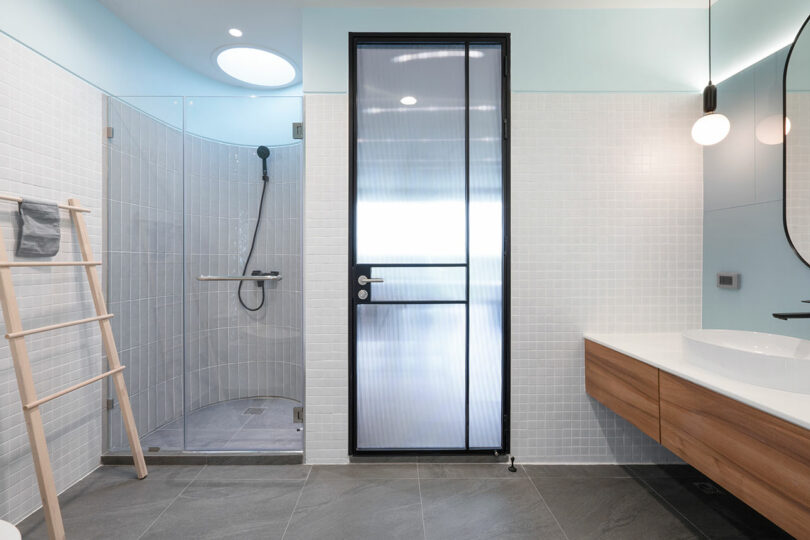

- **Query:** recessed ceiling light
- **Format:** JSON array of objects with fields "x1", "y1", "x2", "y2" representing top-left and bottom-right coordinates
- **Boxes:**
[
  {"x1": 400, "y1": 96, "x2": 417, "y2": 105},
  {"x1": 228, "y1": 28, "x2": 243, "y2": 37},
  {"x1": 215, "y1": 47, "x2": 296, "y2": 87}
]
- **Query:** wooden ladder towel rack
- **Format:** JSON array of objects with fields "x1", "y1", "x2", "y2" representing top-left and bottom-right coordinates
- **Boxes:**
[{"x1": 0, "y1": 196, "x2": 147, "y2": 540}]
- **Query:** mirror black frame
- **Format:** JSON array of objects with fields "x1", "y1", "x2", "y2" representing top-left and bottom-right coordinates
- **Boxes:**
[{"x1": 783, "y1": 12, "x2": 810, "y2": 269}]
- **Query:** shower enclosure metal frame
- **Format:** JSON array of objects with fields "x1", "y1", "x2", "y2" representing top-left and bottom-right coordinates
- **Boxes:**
[{"x1": 348, "y1": 33, "x2": 511, "y2": 456}]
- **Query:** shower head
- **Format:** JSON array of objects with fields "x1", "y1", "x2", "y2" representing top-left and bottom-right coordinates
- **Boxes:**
[{"x1": 257, "y1": 145, "x2": 270, "y2": 181}]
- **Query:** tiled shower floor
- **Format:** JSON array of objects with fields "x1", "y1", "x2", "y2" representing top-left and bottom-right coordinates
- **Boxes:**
[{"x1": 137, "y1": 397, "x2": 303, "y2": 452}]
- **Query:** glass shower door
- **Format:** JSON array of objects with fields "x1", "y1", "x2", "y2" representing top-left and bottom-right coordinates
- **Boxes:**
[{"x1": 351, "y1": 38, "x2": 507, "y2": 452}]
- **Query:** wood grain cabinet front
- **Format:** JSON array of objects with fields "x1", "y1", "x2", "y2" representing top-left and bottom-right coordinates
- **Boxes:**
[
  {"x1": 584, "y1": 339, "x2": 810, "y2": 538},
  {"x1": 659, "y1": 372, "x2": 810, "y2": 540},
  {"x1": 584, "y1": 340, "x2": 660, "y2": 442}
]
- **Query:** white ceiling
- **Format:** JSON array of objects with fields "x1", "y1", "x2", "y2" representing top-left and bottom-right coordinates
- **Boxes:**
[{"x1": 98, "y1": 0, "x2": 716, "y2": 91}]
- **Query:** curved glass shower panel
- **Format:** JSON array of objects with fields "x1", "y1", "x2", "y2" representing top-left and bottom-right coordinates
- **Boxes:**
[
  {"x1": 105, "y1": 95, "x2": 303, "y2": 454},
  {"x1": 105, "y1": 96, "x2": 185, "y2": 452},
  {"x1": 183, "y1": 96, "x2": 303, "y2": 451}
]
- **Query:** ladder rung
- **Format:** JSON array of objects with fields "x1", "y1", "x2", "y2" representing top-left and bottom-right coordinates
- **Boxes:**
[
  {"x1": 0, "y1": 261, "x2": 101, "y2": 267},
  {"x1": 6, "y1": 314, "x2": 114, "y2": 339},
  {"x1": 0, "y1": 194, "x2": 91, "y2": 213},
  {"x1": 23, "y1": 366, "x2": 125, "y2": 410}
]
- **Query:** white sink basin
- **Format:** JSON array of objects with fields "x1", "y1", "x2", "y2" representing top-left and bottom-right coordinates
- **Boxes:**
[{"x1": 682, "y1": 329, "x2": 810, "y2": 394}]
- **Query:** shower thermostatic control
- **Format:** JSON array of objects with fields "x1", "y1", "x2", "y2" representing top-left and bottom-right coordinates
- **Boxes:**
[{"x1": 357, "y1": 289, "x2": 369, "y2": 300}]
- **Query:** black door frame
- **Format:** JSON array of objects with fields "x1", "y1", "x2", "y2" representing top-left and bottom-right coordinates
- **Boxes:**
[{"x1": 348, "y1": 32, "x2": 511, "y2": 456}]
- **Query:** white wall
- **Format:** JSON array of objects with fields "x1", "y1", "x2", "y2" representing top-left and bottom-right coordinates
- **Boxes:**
[
  {"x1": 303, "y1": 91, "x2": 703, "y2": 464},
  {"x1": 303, "y1": 95, "x2": 350, "y2": 464},
  {"x1": 0, "y1": 33, "x2": 104, "y2": 523},
  {"x1": 510, "y1": 93, "x2": 702, "y2": 462}
]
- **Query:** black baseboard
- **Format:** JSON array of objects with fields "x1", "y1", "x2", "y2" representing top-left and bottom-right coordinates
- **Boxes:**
[{"x1": 101, "y1": 452, "x2": 303, "y2": 466}]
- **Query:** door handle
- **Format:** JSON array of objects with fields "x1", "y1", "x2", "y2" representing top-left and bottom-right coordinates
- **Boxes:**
[{"x1": 357, "y1": 275, "x2": 384, "y2": 286}]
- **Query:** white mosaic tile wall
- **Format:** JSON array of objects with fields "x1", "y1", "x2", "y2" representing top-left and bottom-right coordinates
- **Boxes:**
[
  {"x1": 0, "y1": 34, "x2": 103, "y2": 523},
  {"x1": 510, "y1": 93, "x2": 703, "y2": 462},
  {"x1": 303, "y1": 92, "x2": 702, "y2": 464},
  {"x1": 303, "y1": 94, "x2": 350, "y2": 464}
]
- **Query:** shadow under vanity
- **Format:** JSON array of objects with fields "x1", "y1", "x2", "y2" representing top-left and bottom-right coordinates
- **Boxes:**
[{"x1": 584, "y1": 12, "x2": 810, "y2": 540}]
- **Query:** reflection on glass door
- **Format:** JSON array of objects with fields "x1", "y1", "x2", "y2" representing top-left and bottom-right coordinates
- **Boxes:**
[{"x1": 350, "y1": 35, "x2": 509, "y2": 453}]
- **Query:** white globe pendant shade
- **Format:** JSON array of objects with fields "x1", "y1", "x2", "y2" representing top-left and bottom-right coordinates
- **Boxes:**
[{"x1": 691, "y1": 112, "x2": 730, "y2": 146}]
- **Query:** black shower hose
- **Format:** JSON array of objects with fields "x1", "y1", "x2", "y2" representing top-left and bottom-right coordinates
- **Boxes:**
[{"x1": 237, "y1": 178, "x2": 269, "y2": 311}]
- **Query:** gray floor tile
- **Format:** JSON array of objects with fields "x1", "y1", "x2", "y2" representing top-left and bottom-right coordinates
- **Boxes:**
[
  {"x1": 420, "y1": 478, "x2": 566, "y2": 540},
  {"x1": 419, "y1": 463, "x2": 527, "y2": 479},
  {"x1": 223, "y1": 427, "x2": 303, "y2": 451},
  {"x1": 183, "y1": 428, "x2": 241, "y2": 450},
  {"x1": 418, "y1": 455, "x2": 508, "y2": 463},
  {"x1": 184, "y1": 402, "x2": 252, "y2": 432},
  {"x1": 626, "y1": 464, "x2": 707, "y2": 480},
  {"x1": 141, "y1": 427, "x2": 183, "y2": 450},
  {"x1": 140, "y1": 477, "x2": 304, "y2": 540},
  {"x1": 349, "y1": 455, "x2": 418, "y2": 463},
  {"x1": 640, "y1": 473, "x2": 792, "y2": 539},
  {"x1": 195, "y1": 464, "x2": 311, "y2": 481},
  {"x1": 18, "y1": 466, "x2": 202, "y2": 540},
  {"x1": 308, "y1": 464, "x2": 419, "y2": 480},
  {"x1": 531, "y1": 476, "x2": 700, "y2": 540},
  {"x1": 136, "y1": 398, "x2": 303, "y2": 452},
  {"x1": 523, "y1": 464, "x2": 632, "y2": 478},
  {"x1": 283, "y1": 476, "x2": 423, "y2": 540}
]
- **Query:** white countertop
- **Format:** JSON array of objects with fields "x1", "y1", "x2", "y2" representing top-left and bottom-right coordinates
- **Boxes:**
[{"x1": 584, "y1": 332, "x2": 810, "y2": 431}]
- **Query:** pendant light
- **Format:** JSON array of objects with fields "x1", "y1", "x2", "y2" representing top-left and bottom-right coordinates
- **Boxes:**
[{"x1": 692, "y1": 0, "x2": 730, "y2": 146}]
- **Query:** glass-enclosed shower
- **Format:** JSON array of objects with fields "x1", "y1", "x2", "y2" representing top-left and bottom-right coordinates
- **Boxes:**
[{"x1": 103, "y1": 96, "x2": 303, "y2": 453}]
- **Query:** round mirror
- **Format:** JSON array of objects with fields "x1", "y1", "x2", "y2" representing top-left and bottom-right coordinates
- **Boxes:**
[{"x1": 785, "y1": 15, "x2": 810, "y2": 266}]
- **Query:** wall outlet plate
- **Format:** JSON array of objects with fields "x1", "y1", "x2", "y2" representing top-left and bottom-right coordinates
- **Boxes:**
[{"x1": 717, "y1": 272, "x2": 741, "y2": 289}]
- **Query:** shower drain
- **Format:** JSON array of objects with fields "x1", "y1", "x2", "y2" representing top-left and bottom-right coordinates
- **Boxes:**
[{"x1": 243, "y1": 407, "x2": 266, "y2": 415}]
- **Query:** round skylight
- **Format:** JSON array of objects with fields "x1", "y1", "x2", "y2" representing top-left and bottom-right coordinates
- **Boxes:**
[{"x1": 215, "y1": 46, "x2": 296, "y2": 88}]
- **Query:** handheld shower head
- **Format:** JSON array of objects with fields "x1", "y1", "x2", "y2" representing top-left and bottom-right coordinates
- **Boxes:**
[{"x1": 257, "y1": 146, "x2": 270, "y2": 181}]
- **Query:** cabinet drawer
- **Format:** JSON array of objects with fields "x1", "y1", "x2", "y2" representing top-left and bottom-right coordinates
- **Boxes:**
[
  {"x1": 660, "y1": 372, "x2": 810, "y2": 539},
  {"x1": 584, "y1": 340, "x2": 660, "y2": 442}
]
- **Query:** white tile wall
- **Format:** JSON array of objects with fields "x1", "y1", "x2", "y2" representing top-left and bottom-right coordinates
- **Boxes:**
[
  {"x1": 303, "y1": 94, "x2": 350, "y2": 464},
  {"x1": 303, "y1": 92, "x2": 703, "y2": 464},
  {"x1": 510, "y1": 93, "x2": 703, "y2": 462},
  {"x1": 0, "y1": 34, "x2": 103, "y2": 523}
]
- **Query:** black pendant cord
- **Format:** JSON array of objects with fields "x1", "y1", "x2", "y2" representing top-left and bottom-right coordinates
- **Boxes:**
[
  {"x1": 701, "y1": 0, "x2": 718, "y2": 114},
  {"x1": 708, "y1": 0, "x2": 712, "y2": 84},
  {"x1": 238, "y1": 178, "x2": 269, "y2": 312}
]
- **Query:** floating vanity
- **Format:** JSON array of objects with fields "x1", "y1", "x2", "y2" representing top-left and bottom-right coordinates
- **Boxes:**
[{"x1": 584, "y1": 331, "x2": 810, "y2": 539}]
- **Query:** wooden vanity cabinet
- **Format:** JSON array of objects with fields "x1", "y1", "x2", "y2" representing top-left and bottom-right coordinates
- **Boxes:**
[{"x1": 584, "y1": 339, "x2": 810, "y2": 539}]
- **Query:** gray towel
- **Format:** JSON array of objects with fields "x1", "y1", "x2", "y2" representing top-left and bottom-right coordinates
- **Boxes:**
[{"x1": 16, "y1": 199, "x2": 60, "y2": 257}]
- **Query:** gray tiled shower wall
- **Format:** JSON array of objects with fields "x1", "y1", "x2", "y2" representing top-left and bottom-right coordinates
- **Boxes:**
[
  {"x1": 104, "y1": 98, "x2": 303, "y2": 450},
  {"x1": 184, "y1": 135, "x2": 303, "y2": 412}
]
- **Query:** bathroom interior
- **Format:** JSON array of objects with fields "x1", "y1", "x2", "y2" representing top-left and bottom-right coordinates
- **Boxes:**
[{"x1": 1, "y1": 0, "x2": 810, "y2": 539}]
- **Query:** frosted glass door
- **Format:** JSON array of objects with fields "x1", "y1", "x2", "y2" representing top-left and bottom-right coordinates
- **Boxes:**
[{"x1": 352, "y1": 38, "x2": 506, "y2": 452}]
